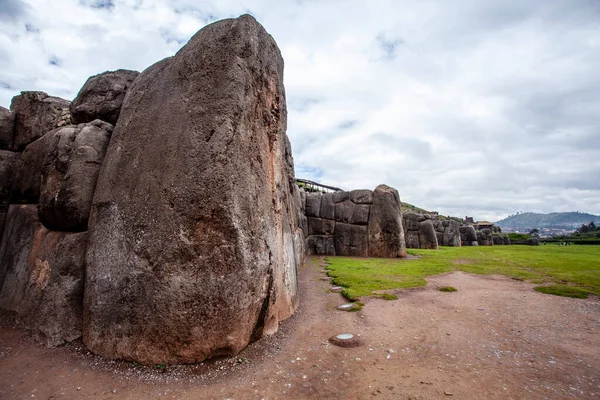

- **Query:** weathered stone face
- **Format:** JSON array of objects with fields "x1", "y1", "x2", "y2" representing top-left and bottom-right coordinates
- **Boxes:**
[
  {"x1": 38, "y1": 120, "x2": 113, "y2": 231},
  {"x1": 70, "y1": 69, "x2": 140, "y2": 125},
  {"x1": 477, "y1": 228, "x2": 494, "y2": 246},
  {"x1": 350, "y1": 189, "x2": 373, "y2": 204},
  {"x1": 84, "y1": 15, "x2": 302, "y2": 364},
  {"x1": 10, "y1": 129, "x2": 56, "y2": 204},
  {"x1": 332, "y1": 191, "x2": 349, "y2": 204},
  {"x1": 459, "y1": 225, "x2": 478, "y2": 246},
  {"x1": 305, "y1": 192, "x2": 322, "y2": 217},
  {"x1": 350, "y1": 204, "x2": 370, "y2": 225},
  {"x1": 10, "y1": 91, "x2": 70, "y2": 151},
  {"x1": 367, "y1": 184, "x2": 406, "y2": 257},
  {"x1": 0, "y1": 205, "x2": 49, "y2": 311},
  {"x1": 0, "y1": 150, "x2": 20, "y2": 239},
  {"x1": 0, "y1": 205, "x2": 87, "y2": 347},
  {"x1": 334, "y1": 200, "x2": 355, "y2": 223},
  {"x1": 306, "y1": 235, "x2": 335, "y2": 256},
  {"x1": 418, "y1": 220, "x2": 439, "y2": 250},
  {"x1": 19, "y1": 230, "x2": 88, "y2": 347},
  {"x1": 334, "y1": 223, "x2": 368, "y2": 256},
  {"x1": 319, "y1": 192, "x2": 334, "y2": 220},
  {"x1": 402, "y1": 212, "x2": 420, "y2": 231},
  {"x1": 0, "y1": 107, "x2": 14, "y2": 150},
  {"x1": 405, "y1": 230, "x2": 420, "y2": 248},
  {"x1": 308, "y1": 217, "x2": 335, "y2": 236},
  {"x1": 442, "y1": 219, "x2": 461, "y2": 247}
]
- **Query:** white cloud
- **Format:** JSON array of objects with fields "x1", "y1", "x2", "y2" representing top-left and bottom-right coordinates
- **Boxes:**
[{"x1": 1, "y1": 0, "x2": 599, "y2": 221}]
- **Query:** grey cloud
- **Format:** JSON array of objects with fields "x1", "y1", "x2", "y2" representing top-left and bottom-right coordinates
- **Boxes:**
[
  {"x1": 79, "y1": 0, "x2": 114, "y2": 10},
  {"x1": 376, "y1": 34, "x2": 404, "y2": 61},
  {"x1": 0, "y1": 0, "x2": 29, "y2": 21}
]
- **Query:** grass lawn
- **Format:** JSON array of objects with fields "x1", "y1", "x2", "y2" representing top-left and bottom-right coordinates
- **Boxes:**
[{"x1": 322, "y1": 245, "x2": 600, "y2": 300}]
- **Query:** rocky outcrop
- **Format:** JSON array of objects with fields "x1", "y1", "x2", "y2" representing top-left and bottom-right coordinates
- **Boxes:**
[
  {"x1": 10, "y1": 129, "x2": 56, "y2": 204},
  {"x1": 83, "y1": 15, "x2": 302, "y2": 364},
  {"x1": 0, "y1": 205, "x2": 87, "y2": 346},
  {"x1": 368, "y1": 184, "x2": 407, "y2": 257},
  {"x1": 432, "y1": 219, "x2": 461, "y2": 247},
  {"x1": 10, "y1": 91, "x2": 70, "y2": 151},
  {"x1": 460, "y1": 225, "x2": 479, "y2": 246},
  {"x1": 0, "y1": 150, "x2": 20, "y2": 239},
  {"x1": 0, "y1": 106, "x2": 14, "y2": 150},
  {"x1": 402, "y1": 213, "x2": 439, "y2": 249},
  {"x1": 418, "y1": 219, "x2": 438, "y2": 250},
  {"x1": 335, "y1": 223, "x2": 368, "y2": 256},
  {"x1": 38, "y1": 120, "x2": 113, "y2": 231},
  {"x1": 306, "y1": 235, "x2": 335, "y2": 256},
  {"x1": 301, "y1": 184, "x2": 410, "y2": 257},
  {"x1": 477, "y1": 229, "x2": 494, "y2": 246},
  {"x1": 70, "y1": 69, "x2": 140, "y2": 125},
  {"x1": 301, "y1": 188, "x2": 374, "y2": 256},
  {"x1": 0, "y1": 205, "x2": 48, "y2": 310}
]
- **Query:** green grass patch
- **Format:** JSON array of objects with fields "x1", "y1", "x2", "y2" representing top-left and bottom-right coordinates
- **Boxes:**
[
  {"x1": 439, "y1": 286, "x2": 457, "y2": 292},
  {"x1": 322, "y1": 245, "x2": 600, "y2": 300},
  {"x1": 534, "y1": 285, "x2": 590, "y2": 299}
]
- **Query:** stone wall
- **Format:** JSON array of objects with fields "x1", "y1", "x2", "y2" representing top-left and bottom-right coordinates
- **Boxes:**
[
  {"x1": 0, "y1": 15, "x2": 305, "y2": 364},
  {"x1": 303, "y1": 185, "x2": 407, "y2": 257}
]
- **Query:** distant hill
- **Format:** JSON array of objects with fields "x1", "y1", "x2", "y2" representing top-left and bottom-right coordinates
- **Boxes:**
[{"x1": 495, "y1": 212, "x2": 600, "y2": 232}]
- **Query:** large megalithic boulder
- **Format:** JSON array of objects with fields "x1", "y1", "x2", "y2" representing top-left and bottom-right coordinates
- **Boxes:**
[
  {"x1": 367, "y1": 184, "x2": 407, "y2": 257},
  {"x1": 38, "y1": 120, "x2": 113, "y2": 231},
  {"x1": 0, "y1": 106, "x2": 14, "y2": 150},
  {"x1": 84, "y1": 15, "x2": 303, "y2": 364},
  {"x1": 70, "y1": 69, "x2": 140, "y2": 125},
  {"x1": 10, "y1": 91, "x2": 71, "y2": 151}
]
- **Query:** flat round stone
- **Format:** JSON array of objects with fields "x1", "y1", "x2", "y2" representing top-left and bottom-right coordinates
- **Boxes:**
[
  {"x1": 329, "y1": 286, "x2": 343, "y2": 293},
  {"x1": 329, "y1": 332, "x2": 362, "y2": 348},
  {"x1": 337, "y1": 303, "x2": 355, "y2": 310},
  {"x1": 336, "y1": 333, "x2": 353, "y2": 340}
]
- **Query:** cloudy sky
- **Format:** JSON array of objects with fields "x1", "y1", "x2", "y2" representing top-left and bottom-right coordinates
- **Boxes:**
[{"x1": 1, "y1": 0, "x2": 599, "y2": 221}]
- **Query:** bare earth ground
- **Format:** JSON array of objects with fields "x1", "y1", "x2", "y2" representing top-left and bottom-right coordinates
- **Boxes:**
[{"x1": 1, "y1": 257, "x2": 599, "y2": 400}]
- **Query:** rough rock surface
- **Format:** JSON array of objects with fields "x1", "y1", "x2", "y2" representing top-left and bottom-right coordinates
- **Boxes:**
[
  {"x1": 10, "y1": 91, "x2": 70, "y2": 151},
  {"x1": 350, "y1": 189, "x2": 373, "y2": 204},
  {"x1": 307, "y1": 217, "x2": 335, "y2": 236},
  {"x1": 332, "y1": 191, "x2": 349, "y2": 204},
  {"x1": 305, "y1": 192, "x2": 321, "y2": 217},
  {"x1": 0, "y1": 106, "x2": 14, "y2": 150},
  {"x1": 38, "y1": 120, "x2": 113, "y2": 231},
  {"x1": 0, "y1": 205, "x2": 49, "y2": 310},
  {"x1": 70, "y1": 69, "x2": 140, "y2": 125},
  {"x1": 334, "y1": 200, "x2": 355, "y2": 223},
  {"x1": 443, "y1": 220, "x2": 461, "y2": 247},
  {"x1": 350, "y1": 204, "x2": 370, "y2": 225},
  {"x1": 477, "y1": 229, "x2": 494, "y2": 246},
  {"x1": 10, "y1": 129, "x2": 56, "y2": 204},
  {"x1": 319, "y1": 192, "x2": 334, "y2": 220},
  {"x1": 306, "y1": 235, "x2": 335, "y2": 256},
  {"x1": 460, "y1": 225, "x2": 479, "y2": 246},
  {"x1": 0, "y1": 205, "x2": 86, "y2": 347},
  {"x1": 334, "y1": 223, "x2": 368, "y2": 256},
  {"x1": 418, "y1": 220, "x2": 439, "y2": 250},
  {"x1": 84, "y1": 15, "x2": 302, "y2": 364},
  {"x1": 0, "y1": 150, "x2": 20, "y2": 238},
  {"x1": 405, "y1": 230, "x2": 420, "y2": 248},
  {"x1": 367, "y1": 184, "x2": 406, "y2": 257}
]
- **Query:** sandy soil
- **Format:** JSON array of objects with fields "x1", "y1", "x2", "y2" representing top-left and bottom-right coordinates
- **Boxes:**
[{"x1": 1, "y1": 257, "x2": 599, "y2": 400}]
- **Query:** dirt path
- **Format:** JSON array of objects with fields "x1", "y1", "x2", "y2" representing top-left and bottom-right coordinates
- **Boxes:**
[{"x1": 1, "y1": 257, "x2": 599, "y2": 399}]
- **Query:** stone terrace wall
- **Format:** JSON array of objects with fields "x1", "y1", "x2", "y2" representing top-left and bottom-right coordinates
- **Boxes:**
[
  {"x1": 302, "y1": 184, "x2": 407, "y2": 258},
  {"x1": 0, "y1": 15, "x2": 305, "y2": 364}
]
